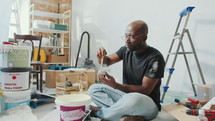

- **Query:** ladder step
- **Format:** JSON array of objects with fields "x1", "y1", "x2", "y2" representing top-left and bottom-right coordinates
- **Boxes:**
[
  {"x1": 173, "y1": 34, "x2": 181, "y2": 39},
  {"x1": 11, "y1": 10, "x2": 18, "y2": 13},
  {"x1": 168, "y1": 52, "x2": 193, "y2": 55},
  {"x1": 10, "y1": 23, "x2": 20, "y2": 26}
]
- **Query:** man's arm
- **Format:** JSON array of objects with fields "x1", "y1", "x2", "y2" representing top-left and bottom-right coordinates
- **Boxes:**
[
  {"x1": 116, "y1": 77, "x2": 159, "y2": 95},
  {"x1": 97, "y1": 47, "x2": 121, "y2": 66},
  {"x1": 106, "y1": 53, "x2": 121, "y2": 66},
  {"x1": 98, "y1": 72, "x2": 159, "y2": 96}
]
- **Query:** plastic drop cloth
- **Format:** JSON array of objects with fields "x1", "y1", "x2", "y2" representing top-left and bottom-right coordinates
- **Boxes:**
[{"x1": 0, "y1": 104, "x2": 37, "y2": 121}]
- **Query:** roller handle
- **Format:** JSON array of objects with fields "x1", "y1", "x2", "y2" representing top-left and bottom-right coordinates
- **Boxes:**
[
  {"x1": 180, "y1": 6, "x2": 195, "y2": 17},
  {"x1": 188, "y1": 98, "x2": 200, "y2": 104},
  {"x1": 3, "y1": 41, "x2": 14, "y2": 45}
]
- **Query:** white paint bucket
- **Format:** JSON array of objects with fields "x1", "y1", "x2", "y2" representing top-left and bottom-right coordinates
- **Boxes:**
[
  {"x1": 0, "y1": 68, "x2": 31, "y2": 91},
  {"x1": 3, "y1": 89, "x2": 31, "y2": 110},
  {"x1": 55, "y1": 94, "x2": 91, "y2": 121},
  {"x1": 2, "y1": 46, "x2": 32, "y2": 68}
]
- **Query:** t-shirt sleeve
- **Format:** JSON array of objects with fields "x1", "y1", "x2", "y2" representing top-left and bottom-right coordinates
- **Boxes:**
[
  {"x1": 116, "y1": 46, "x2": 127, "y2": 59},
  {"x1": 145, "y1": 54, "x2": 165, "y2": 78}
]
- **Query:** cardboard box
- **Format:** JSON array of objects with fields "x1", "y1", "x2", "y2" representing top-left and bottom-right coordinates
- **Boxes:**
[
  {"x1": 46, "y1": 54, "x2": 68, "y2": 63},
  {"x1": 44, "y1": 70, "x2": 66, "y2": 88},
  {"x1": 56, "y1": 72, "x2": 88, "y2": 95},
  {"x1": 197, "y1": 84, "x2": 215, "y2": 102},
  {"x1": 44, "y1": 69, "x2": 95, "y2": 88}
]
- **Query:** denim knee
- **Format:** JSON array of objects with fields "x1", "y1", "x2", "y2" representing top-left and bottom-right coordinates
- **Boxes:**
[{"x1": 88, "y1": 84, "x2": 97, "y2": 96}]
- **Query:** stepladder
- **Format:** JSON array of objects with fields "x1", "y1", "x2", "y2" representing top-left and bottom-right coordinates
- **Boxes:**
[
  {"x1": 10, "y1": 0, "x2": 21, "y2": 34},
  {"x1": 160, "y1": 6, "x2": 206, "y2": 103}
]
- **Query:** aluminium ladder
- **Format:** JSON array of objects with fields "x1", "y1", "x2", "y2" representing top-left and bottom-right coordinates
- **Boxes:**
[
  {"x1": 10, "y1": 0, "x2": 21, "y2": 34},
  {"x1": 160, "y1": 7, "x2": 206, "y2": 103}
]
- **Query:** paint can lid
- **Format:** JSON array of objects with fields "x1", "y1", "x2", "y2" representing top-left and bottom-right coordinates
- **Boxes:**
[{"x1": 55, "y1": 94, "x2": 91, "y2": 106}]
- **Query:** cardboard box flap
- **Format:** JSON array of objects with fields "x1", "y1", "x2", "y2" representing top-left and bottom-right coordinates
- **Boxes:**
[{"x1": 162, "y1": 103, "x2": 196, "y2": 121}]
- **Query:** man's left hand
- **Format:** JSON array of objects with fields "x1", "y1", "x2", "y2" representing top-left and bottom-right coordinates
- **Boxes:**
[{"x1": 98, "y1": 72, "x2": 118, "y2": 88}]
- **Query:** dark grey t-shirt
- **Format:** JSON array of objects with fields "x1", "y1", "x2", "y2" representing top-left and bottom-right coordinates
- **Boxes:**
[{"x1": 116, "y1": 46, "x2": 165, "y2": 111}]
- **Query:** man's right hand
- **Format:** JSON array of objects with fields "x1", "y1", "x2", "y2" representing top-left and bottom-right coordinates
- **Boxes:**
[{"x1": 97, "y1": 47, "x2": 107, "y2": 64}]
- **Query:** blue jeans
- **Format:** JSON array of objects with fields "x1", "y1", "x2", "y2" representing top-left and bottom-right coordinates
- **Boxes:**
[{"x1": 88, "y1": 84, "x2": 158, "y2": 121}]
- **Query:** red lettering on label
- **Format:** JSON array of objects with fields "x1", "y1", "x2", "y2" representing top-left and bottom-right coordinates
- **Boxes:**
[
  {"x1": 13, "y1": 87, "x2": 23, "y2": 89},
  {"x1": 4, "y1": 83, "x2": 16, "y2": 86},
  {"x1": 9, "y1": 74, "x2": 20, "y2": 76},
  {"x1": 5, "y1": 87, "x2": 12, "y2": 89}
]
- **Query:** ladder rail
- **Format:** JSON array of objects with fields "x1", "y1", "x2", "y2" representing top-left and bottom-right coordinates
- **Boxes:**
[
  {"x1": 165, "y1": 8, "x2": 192, "y2": 65},
  {"x1": 180, "y1": 40, "x2": 197, "y2": 96},
  {"x1": 165, "y1": 17, "x2": 183, "y2": 64},
  {"x1": 186, "y1": 29, "x2": 206, "y2": 84},
  {"x1": 161, "y1": 28, "x2": 187, "y2": 101}
]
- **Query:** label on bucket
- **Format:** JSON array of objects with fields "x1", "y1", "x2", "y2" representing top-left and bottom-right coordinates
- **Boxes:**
[
  {"x1": 5, "y1": 100, "x2": 30, "y2": 110},
  {"x1": 2, "y1": 72, "x2": 29, "y2": 91},
  {"x1": 60, "y1": 105, "x2": 85, "y2": 121},
  {"x1": 4, "y1": 49, "x2": 31, "y2": 68}
]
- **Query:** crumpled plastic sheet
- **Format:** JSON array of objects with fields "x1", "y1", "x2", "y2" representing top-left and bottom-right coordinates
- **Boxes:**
[
  {"x1": 0, "y1": 104, "x2": 37, "y2": 121},
  {"x1": 0, "y1": 45, "x2": 13, "y2": 54}
]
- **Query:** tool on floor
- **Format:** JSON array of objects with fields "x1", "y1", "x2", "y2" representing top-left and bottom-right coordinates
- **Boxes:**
[
  {"x1": 161, "y1": 6, "x2": 206, "y2": 103},
  {"x1": 82, "y1": 110, "x2": 92, "y2": 121},
  {"x1": 65, "y1": 77, "x2": 73, "y2": 87},
  {"x1": 174, "y1": 98, "x2": 193, "y2": 109},
  {"x1": 186, "y1": 109, "x2": 215, "y2": 121},
  {"x1": 188, "y1": 98, "x2": 202, "y2": 109}
]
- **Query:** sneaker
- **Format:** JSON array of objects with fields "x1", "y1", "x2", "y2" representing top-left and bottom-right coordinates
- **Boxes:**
[
  {"x1": 89, "y1": 105, "x2": 101, "y2": 118},
  {"x1": 90, "y1": 105, "x2": 101, "y2": 111},
  {"x1": 119, "y1": 115, "x2": 145, "y2": 121}
]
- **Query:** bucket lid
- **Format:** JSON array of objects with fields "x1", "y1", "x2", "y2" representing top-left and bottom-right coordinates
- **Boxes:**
[
  {"x1": 55, "y1": 94, "x2": 91, "y2": 106},
  {"x1": 13, "y1": 45, "x2": 32, "y2": 50},
  {"x1": 3, "y1": 89, "x2": 31, "y2": 97},
  {"x1": 0, "y1": 67, "x2": 31, "y2": 72}
]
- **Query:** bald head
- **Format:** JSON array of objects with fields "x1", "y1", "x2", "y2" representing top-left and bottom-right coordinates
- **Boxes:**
[{"x1": 128, "y1": 20, "x2": 148, "y2": 35}]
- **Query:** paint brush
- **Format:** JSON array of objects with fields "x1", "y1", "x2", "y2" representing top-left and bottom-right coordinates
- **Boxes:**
[
  {"x1": 99, "y1": 57, "x2": 106, "y2": 75},
  {"x1": 100, "y1": 57, "x2": 104, "y2": 70}
]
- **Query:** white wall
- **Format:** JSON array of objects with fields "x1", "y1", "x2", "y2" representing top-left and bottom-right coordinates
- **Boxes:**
[
  {"x1": 0, "y1": 0, "x2": 13, "y2": 67},
  {"x1": 19, "y1": 0, "x2": 30, "y2": 34},
  {"x1": 71, "y1": 0, "x2": 215, "y2": 93}
]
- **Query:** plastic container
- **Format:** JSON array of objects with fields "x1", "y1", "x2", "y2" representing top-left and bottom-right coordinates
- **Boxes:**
[
  {"x1": 0, "y1": 68, "x2": 31, "y2": 91},
  {"x1": 55, "y1": 94, "x2": 91, "y2": 121},
  {"x1": 2, "y1": 46, "x2": 32, "y2": 68},
  {"x1": 49, "y1": 23, "x2": 67, "y2": 31},
  {"x1": 33, "y1": 20, "x2": 51, "y2": 29},
  {"x1": 98, "y1": 64, "x2": 109, "y2": 75},
  {"x1": 3, "y1": 89, "x2": 31, "y2": 110}
]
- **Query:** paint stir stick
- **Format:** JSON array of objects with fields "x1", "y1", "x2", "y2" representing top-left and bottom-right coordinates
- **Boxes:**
[{"x1": 100, "y1": 57, "x2": 104, "y2": 70}]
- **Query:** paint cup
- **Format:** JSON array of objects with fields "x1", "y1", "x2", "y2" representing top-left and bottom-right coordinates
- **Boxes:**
[
  {"x1": 0, "y1": 68, "x2": 31, "y2": 91},
  {"x1": 3, "y1": 89, "x2": 31, "y2": 110},
  {"x1": 55, "y1": 94, "x2": 91, "y2": 121}
]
